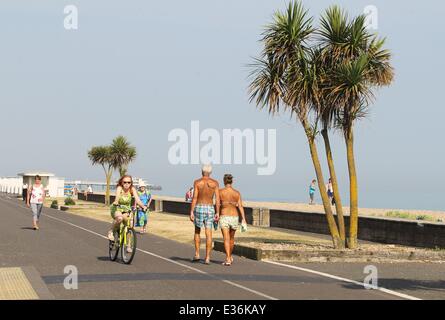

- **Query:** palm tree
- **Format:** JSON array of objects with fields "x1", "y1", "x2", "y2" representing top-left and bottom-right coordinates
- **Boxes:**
[
  {"x1": 88, "y1": 146, "x2": 114, "y2": 205},
  {"x1": 315, "y1": 6, "x2": 353, "y2": 245},
  {"x1": 110, "y1": 136, "x2": 137, "y2": 178},
  {"x1": 319, "y1": 8, "x2": 394, "y2": 248},
  {"x1": 88, "y1": 136, "x2": 138, "y2": 205},
  {"x1": 248, "y1": 1, "x2": 343, "y2": 249}
]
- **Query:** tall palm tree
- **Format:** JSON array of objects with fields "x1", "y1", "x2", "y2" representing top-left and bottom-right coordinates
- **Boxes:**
[
  {"x1": 319, "y1": 8, "x2": 394, "y2": 248},
  {"x1": 110, "y1": 136, "x2": 137, "y2": 178},
  {"x1": 315, "y1": 6, "x2": 353, "y2": 244},
  {"x1": 248, "y1": 1, "x2": 343, "y2": 249},
  {"x1": 88, "y1": 146, "x2": 114, "y2": 205}
]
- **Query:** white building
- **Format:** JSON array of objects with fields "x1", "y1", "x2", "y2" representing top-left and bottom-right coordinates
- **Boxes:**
[{"x1": 0, "y1": 171, "x2": 65, "y2": 198}]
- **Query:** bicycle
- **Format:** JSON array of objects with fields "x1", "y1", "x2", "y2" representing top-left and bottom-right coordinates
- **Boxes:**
[{"x1": 108, "y1": 205, "x2": 138, "y2": 264}]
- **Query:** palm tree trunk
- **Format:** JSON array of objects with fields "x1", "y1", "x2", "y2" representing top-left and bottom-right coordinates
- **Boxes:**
[
  {"x1": 119, "y1": 166, "x2": 127, "y2": 178},
  {"x1": 105, "y1": 169, "x2": 112, "y2": 206},
  {"x1": 304, "y1": 123, "x2": 343, "y2": 249},
  {"x1": 345, "y1": 128, "x2": 359, "y2": 249},
  {"x1": 321, "y1": 128, "x2": 346, "y2": 244}
]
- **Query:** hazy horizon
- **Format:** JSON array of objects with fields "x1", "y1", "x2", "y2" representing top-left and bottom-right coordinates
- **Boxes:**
[{"x1": 1, "y1": 1, "x2": 444, "y2": 212}]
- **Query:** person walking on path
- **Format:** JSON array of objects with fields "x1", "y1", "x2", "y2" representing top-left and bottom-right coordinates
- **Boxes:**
[
  {"x1": 22, "y1": 183, "x2": 28, "y2": 201},
  {"x1": 189, "y1": 164, "x2": 220, "y2": 265},
  {"x1": 326, "y1": 178, "x2": 334, "y2": 205},
  {"x1": 135, "y1": 182, "x2": 152, "y2": 234},
  {"x1": 309, "y1": 179, "x2": 316, "y2": 205},
  {"x1": 218, "y1": 174, "x2": 247, "y2": 266},
  {"x1": 26, "y1": 175, "x2": 45, "y2": 230}
]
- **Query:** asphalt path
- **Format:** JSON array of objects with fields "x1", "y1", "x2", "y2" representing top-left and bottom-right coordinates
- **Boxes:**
[{"x1": 0, "y1": 194, "x2": 428, "y2": 300}]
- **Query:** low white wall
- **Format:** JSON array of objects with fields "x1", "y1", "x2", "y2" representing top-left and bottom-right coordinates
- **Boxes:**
[{"x1": 0, "y1": 177, "x2": 22, "y2": 195}]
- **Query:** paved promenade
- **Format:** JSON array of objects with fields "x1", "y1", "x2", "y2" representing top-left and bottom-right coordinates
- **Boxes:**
[{"x1": 1, "y1": 194, "x2": 443, "y2": 300}]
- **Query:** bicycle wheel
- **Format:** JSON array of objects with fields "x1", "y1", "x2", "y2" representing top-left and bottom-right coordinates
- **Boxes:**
[
  {"x1": 108, "y1": 230, "x2": 120, "y2": 261},
  {"x1": 121, "y1": 228, "x2": 137, "y2": 264}
]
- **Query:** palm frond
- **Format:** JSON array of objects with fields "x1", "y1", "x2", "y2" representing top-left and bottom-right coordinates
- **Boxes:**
[
  {"x1": 249, "y1": 1, "x2": 315, "y2": 119},
  {"x1": 366, "y1": 37, "x2": 395, "y2": 86},
  {"x1": 248, "y1": 55, "x2": 285, "y2": 115}
]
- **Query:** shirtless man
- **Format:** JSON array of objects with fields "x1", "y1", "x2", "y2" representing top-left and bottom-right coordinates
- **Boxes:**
[{"x1": 189, "y1": 164, "x2": 220, "y2": 264}]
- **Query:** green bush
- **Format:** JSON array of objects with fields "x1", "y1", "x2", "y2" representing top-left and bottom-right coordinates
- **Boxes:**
[
  {"x1": 385, "y1": 211, "x2": 411, "y2": 219},
  {"x1": 386, "y1": 211, "x2": 435, "y2": 222},
  {"x1": 415, "y1": 215, "x2": 434, "y2": 222},
  {"x1": 64, "y1": 197, "x2": 76, "y2": 206},
  {"x1": 50, "y1": 200, "x2": 58, "y2": 209}
]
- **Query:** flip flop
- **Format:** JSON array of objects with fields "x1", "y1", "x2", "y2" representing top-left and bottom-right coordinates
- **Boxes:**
[
  {"x1": 203, "y1": 260, "x2": 210, "y2": 265},
  {"x1": 222, "y1": 261, "x2": 231, "y2": 266},
  {"x1": 191, "y1": 257, "x2": 200, "y2": 262}
]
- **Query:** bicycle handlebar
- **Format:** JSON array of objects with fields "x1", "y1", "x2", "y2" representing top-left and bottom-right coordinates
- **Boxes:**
[{"x1": 112, "y1": 204, "x2": 148, "y2": 212}]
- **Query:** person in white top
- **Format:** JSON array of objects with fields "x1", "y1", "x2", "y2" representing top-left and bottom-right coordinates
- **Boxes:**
[
  {"x1": 22, "y1": 183, "x2": 28, "y2": 201},
  {"x1": 26, "y1": 175, "x2": 46, "y2": 230},
  {"x1": 326, "y1": 178, "x2": 334, "y2": 205}
]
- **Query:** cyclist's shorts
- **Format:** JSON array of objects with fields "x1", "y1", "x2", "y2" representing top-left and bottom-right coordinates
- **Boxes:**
[{"x1": 110, "y1": 205, "x2": 131, "y2": 219}]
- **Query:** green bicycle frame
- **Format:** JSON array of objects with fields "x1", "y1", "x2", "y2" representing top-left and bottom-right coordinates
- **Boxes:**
[{"x1": 118, "y1": 211, "x2": 133, "y2": 247}]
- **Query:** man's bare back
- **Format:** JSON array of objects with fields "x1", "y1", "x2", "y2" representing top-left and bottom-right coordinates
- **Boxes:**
[{"x1": 194, "y1": 177, "x2": 219, "y2": 205}]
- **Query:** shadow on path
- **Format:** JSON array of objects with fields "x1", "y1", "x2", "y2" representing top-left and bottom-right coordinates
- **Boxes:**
[{"x1": 42, "y1": 272, "x2": 320, "y2": 285}]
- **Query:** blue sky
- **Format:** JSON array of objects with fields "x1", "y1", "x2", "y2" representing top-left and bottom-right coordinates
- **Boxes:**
[{"x1": 0, "y1": 0, "x2": 444, "y2": 211}]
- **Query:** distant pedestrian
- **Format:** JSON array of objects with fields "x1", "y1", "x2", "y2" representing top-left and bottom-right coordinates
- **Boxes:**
[
  {"x1": 73, "y1": 185, "x2": 78, "y2": 199},
  {"x1": 326, "y1": 178, "x2": 334, "y2": 205},
  {"x1": 185, "y1": 187, "x2": 194, "y2": 202},
  {"x1": 22, "y1": 183, "x2": 28, "y2": 201},
  {"x1": 136, "y1": 182, "x2": 152, "y2": 234},
  {"x1": 309, "y1": 179, "x2": 316, "y2": 205},
  {"x1": 26, "y1": 175, "x2": 46, "y2": 230},
  {"x1": 85, "y1": 185, "x2": 93, "y2": 201}
]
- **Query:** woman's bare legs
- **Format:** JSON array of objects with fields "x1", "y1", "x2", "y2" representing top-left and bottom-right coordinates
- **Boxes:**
[
  {"x1": 221, "y1": 227, "x2": 232, "y2": 264},
  {"x1": 229, "y1": 229, "x2": 236, "y2": 263},
  {"x1": 108, "y1": 212, "x2": 128, "y2": 240}
]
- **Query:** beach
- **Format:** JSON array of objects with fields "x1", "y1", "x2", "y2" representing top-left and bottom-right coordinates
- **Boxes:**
[{"x1": 155, "y1": 195, "x2": 445, "y2": 223}]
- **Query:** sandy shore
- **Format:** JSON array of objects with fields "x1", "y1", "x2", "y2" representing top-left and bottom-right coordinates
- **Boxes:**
[
  {"x1": 154, "y1": 195, "x2": 445, "y2": 222},
  {"x1": 73, "y1": 193, "x2": 444, "y2": 222}
]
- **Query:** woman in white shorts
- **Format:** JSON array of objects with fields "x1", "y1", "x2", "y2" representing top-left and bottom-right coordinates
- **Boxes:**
[
  {"x1": 26, "y1": 175, "x2": 46, "y2": 230},
  {"x1": 218, "y1": 174, "x2": 246, "y2": 266}
]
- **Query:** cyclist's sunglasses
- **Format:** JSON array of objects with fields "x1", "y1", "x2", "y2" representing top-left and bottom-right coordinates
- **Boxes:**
[{"x1": 123, "y1": 181, "x2": 132, "y2": 184}]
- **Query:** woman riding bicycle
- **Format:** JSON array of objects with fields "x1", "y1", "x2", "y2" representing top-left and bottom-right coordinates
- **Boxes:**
[{"x1": 108, "y1": 175, "x2": 147, "y2": 242}]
